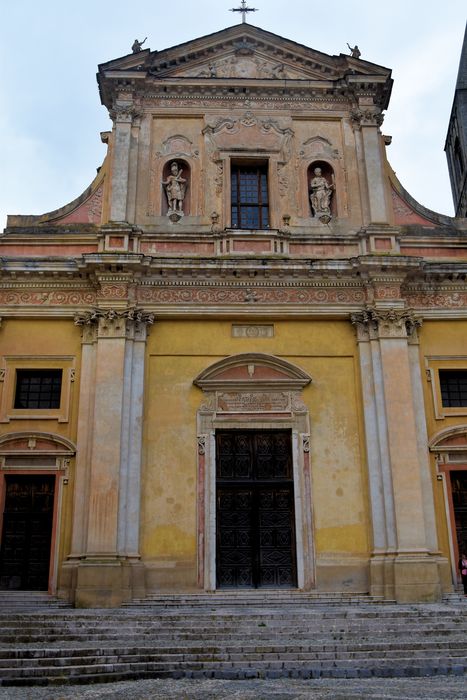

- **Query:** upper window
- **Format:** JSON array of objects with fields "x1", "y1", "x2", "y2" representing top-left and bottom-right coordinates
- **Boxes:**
[
  {"x1": 231, "y1": 162, "x2": 269, "y2": 229},
  {"x1": 439, "y1": 370, "x2": 467, "y2": 408},
  {"x1": 14, "y1": 370, "x2": 63, "y2": 409}
]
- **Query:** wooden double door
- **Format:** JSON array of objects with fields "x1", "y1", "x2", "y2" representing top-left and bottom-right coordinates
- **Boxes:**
[
  {"x1": 216, "y1": 430, "x2": 297, "y2": 589},
  {"x1": 0, "y1": 475, "x2": 55, "y2": 591},
  {"x1": 451, "y1": 470, "x2": 467, "y2": 557}
]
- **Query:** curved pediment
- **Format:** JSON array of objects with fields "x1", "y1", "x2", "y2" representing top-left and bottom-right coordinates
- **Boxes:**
[
  {"x1": 194, "y1": 353, "x2": 312, "y2": 391},
  {"x1": 0, "y1": 432, "x2": 76, "y2": 455},
  {"x1": 429, "y1": 426, "x2": 467, "y2": 452}
]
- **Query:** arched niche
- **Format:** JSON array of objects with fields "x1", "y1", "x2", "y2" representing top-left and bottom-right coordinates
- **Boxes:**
[
  {"x1": 193, "y1": 353, "x2": 315, "y2": 592},
  {"x1": 161, "y1": 159, "x2": 191, "y2": 217},
  {"x1": 307, "y1": 160, "x2": 337, "y2": 219}
]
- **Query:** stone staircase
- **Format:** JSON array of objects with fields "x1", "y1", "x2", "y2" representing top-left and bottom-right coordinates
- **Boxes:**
[
  {"x1": 0, "y1": 592, "x2": 465, "y2": 686},
  {"x1": 0, "y1": 591, "x2": 71, "y2": 613},
  {"x1": 121, "y1": 591, "x2": 392, "y2": 610}
]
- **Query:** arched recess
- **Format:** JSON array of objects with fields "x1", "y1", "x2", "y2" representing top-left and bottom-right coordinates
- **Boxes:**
[
  {"x1": 307, "y1": 160, "x2": 337, "y2": 219},
  {"x1": 193, "y1": 353, "x2": 315, "y2": 591},
  {"x1": 429, "y1": 425, "x2": 467, "y2": 585},
  {"x1": 0, "y1": 432, "x2": 75, "y2": 593},
  {"x1": 161, "y1": 158, "x2": 191, "y2": 217}
]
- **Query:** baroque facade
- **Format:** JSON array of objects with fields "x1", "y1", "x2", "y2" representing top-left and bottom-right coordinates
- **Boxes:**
[{"x1": 1, "y1": 23, "x2": 467, "y2": 607}]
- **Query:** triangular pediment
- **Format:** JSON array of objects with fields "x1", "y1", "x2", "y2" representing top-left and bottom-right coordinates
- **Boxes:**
[{"x1": 99, "y1": 24, "x2": 391, "y2": 84}]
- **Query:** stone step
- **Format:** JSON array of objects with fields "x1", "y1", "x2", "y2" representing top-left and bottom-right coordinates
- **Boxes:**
[
  {"x1": 1, "y1": 655, "x2": 466, "y2": 686},
  {"x1": 0, "y1": 644, "x2": 465, "y2": 669},
  {"x1": 121, "y1": 593, "x2": 392, "y2": 608},
  {"x1": 0, "y1": 592, "x2": 71, "y2": 612},
  {"x1": 1, "y1": 609, "x2": 465, "y2": 622},
  {"x1": 0, "y1": 601, "x2": 465, "y2": 686},
  {"x1": 1, "y1": 623, "x2": 464, "y2": 640},
  {"x1": 1, "y1": 622, "x2": 465, "y2": 640}
]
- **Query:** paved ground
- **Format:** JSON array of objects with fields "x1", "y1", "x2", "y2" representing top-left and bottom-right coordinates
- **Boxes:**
[{"x1": 0, "y1": 676, "x2": 466, "y2": 700}]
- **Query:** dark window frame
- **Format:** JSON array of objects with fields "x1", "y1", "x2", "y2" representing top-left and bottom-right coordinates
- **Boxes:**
[
  {"x1": 439, "y1": 369, "x2": 467, "y2": 408},
  {"x1": 14, "y1": 369, "x2": 63, "y2": 410},
  {"x1": 231, "y1": 161, "x2": 269, "y2": 230}
]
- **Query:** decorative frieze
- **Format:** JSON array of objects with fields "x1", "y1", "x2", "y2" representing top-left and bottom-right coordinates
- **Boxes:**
[
  {"x1": 138, "y1": 285, "x2": 365, "y2": 305},
  {"x1": 404, "y1": 290, "x2": 467, "y2": 309},
  {"x1": 0, "y1": 290, "x2": 96, "y2": 306}
]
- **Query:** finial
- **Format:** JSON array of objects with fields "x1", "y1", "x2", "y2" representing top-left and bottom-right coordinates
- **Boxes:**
[{"x1": 230, "y1": 0, "x2": 258, "y2": 23}]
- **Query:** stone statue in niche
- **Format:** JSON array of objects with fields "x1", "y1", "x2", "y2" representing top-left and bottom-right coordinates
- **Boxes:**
[
  {"x1": 162, "y1": 162, "x2": 187, "y2": 218},
  {"x1": 309, "y1": 167, "x2": 335, "y2": 222}
]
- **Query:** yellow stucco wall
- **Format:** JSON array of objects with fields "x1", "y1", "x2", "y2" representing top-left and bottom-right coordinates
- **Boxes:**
[
  {"x1": 141, "y1": 319, "x2": 370, "y2": 568},
  {"x1": 0, "y1": 319, "x2": 82, "y2": 574},
  {"x1": 418, "y1": 320, "x2": 467, "y2": 563}
]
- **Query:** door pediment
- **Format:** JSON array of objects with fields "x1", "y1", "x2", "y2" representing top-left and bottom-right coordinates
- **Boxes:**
[
  {"x1": 194, "y1": 353, "x2": 311, "y2": 391},
  {"x1": 0, "y1": 432, "x2": 76, "y2": 456}
]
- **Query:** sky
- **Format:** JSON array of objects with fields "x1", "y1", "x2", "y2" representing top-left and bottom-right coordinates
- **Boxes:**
[{"x1": 0, "y1": 1, "x2": 466, "y2": 230}]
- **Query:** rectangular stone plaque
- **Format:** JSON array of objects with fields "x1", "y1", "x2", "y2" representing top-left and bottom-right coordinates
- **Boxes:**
[
  {"x1": 217, "y1": 392, "x2": 289, "y2": 412},
  {"x1": 231, "y1": 324, "x2": 274, "y2": 338}
]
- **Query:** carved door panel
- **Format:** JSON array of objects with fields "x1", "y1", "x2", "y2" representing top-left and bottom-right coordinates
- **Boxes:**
[
  {"x1": 451, "y1": 470, "x2": 467, "y2": 555},
  {"x1": 0, "y1": 475, "x2": 55, "y2": 590},
  {"x1": 216, "y1": 430, "x2": 296, "y2": 588}
]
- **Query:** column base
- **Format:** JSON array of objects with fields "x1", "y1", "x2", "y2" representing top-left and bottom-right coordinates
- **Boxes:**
[
  {"x1": 370, "y1": 552, "x2": 444, "y2": 602},
  {"x1": 369, "y1": 553, "x2": 396, "y2": 599},
  {"x1": 61, "y1": 557, "x2": 146, "y2": 608}
]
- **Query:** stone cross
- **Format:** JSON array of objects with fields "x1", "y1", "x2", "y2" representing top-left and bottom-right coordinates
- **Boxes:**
[{"x1": 230, "y1": 0, "x2": 258, "y2": 23}]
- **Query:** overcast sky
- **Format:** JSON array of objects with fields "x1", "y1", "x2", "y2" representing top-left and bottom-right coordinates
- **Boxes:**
[{"x1": 1, "y1": 1, "x2": 466, "y2": 230}]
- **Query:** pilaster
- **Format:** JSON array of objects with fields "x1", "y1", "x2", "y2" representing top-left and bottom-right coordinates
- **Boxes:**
[
  {"x1": 351, "y1": 102, "x2": 389, "y2": 224},
  {"x1": 352, "y1": 307, "x2": 443, "y2": 602},
  {"x1": 58, "y1": 319, "x2": 97, "y2": 602},
  {"x1": 65, "y1": 307, "x2": 153, "y2": 607},
  {"x1": 109, "y1": 99, "x2": 139, "y2": 222}
]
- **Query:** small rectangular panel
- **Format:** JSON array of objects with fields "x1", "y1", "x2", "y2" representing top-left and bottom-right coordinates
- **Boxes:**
[
  {"x1": 231, "y1": 324, "x2": 274, "y2": 338},
  {"x1": 217, "y1": 392, "x2": 289, "y2": 413}
]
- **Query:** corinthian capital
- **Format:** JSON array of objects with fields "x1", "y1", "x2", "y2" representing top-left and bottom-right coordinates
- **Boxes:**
[
  {"x1": 350, "y1": 108, "x2": 384, "y2": 131},
  {"x1": 74, "y1": 307, "x2": 155, "y2": 341},
  {"x1": 110, "y1": 103, "x2": 140, "y2": 124},
  {"x1": 351, "y1": 307, "x2": 422, "y2": 340}
]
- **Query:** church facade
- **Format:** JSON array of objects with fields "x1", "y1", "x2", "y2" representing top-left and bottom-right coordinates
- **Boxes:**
[{"x1": 1, "y1": 24, "x2": 466, "y2": 607}]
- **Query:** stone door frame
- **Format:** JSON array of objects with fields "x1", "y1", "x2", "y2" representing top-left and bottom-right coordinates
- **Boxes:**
[
  {"x1": 430, "y1": 425, "x2": 467, "y2": 585},
  {"x1": 0, "y1": 432, "x2": 74, "y2": 593},
  {"x1": 194, "y1": 353, "x2": 314, "y2": 591}
]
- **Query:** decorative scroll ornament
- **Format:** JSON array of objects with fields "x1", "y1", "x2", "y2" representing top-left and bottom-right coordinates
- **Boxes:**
[{"x1": 197, "y1": 436, "x2": 206, "y2": 455}]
